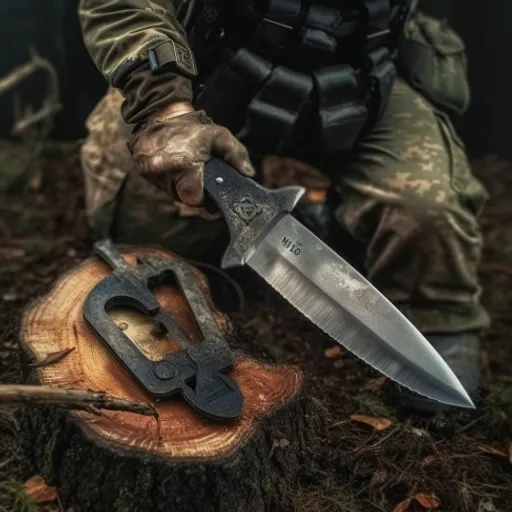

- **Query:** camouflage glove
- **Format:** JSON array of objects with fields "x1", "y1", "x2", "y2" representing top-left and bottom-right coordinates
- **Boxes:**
[{"x1": 128, "y1": 106, "x2": 255, "y2": 208}]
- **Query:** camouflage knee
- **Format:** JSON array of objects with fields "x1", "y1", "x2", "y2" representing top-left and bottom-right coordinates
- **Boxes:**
[
  {"x1": 331, "y1": 78, "x2": 491, "y2": 333},
  {"x1": 80, "y1": 87, "x2": 135, "y2": 235}
]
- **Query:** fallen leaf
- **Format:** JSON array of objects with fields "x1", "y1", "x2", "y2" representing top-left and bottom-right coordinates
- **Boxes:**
[
  {"x1": 414, "y1": 493, "x2": 441, "y2": 509},
  {"x1": 29, "y1": 347, "x2": 75, "y2": 368},
  {"x1": 350, "y1": 415, "x2": 392, "y2": 431},
  {"x1": 363, "y1": 377, "x2": 387, "y2": 391},
  {"x1": 392, "y1": 498, "x2": 412, "y2": 512},
  {"x1": 24, "y1": 475, "x2": 57, "y2": 504},
  {"x1": 478, "y1": 444, "x2": 507, "y2": 457},
  {"x1": 306, "y1": 189, "x2": 327, "y2": 203},
  {"x1": 324, "y1": 346, "x2": 344, "y2": 359}
]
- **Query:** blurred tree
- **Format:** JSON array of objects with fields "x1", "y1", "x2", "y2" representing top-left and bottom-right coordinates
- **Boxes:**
[
  {"x1": 0, "y1": 0, "x2": 106, "y2": 140},
  {"x1": 450, "y1": 0, "x2": 512, "y2": 159}
]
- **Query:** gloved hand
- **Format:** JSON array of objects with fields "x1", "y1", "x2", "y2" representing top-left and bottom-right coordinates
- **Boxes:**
[{"x1": 128, "y1": 103, "x2": 255, "y2": 208}]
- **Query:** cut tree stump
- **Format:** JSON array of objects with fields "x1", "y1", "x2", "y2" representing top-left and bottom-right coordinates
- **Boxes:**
[{"x1": 19, "y1": 247, "x2": 318, "y2": 512}]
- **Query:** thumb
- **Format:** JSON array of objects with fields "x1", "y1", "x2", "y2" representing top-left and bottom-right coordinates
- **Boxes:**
[{"x1": 212, "y1": 127, "x2": 255, "y2": 177}]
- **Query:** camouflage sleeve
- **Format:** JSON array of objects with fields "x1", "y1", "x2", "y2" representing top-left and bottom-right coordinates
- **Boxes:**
[{"x1": 78, "y1": 0, "x2": 194, "y2": 125}]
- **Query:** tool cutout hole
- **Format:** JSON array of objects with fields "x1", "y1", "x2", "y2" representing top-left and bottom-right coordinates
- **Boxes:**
[
  {"x1": 108, "y1": 282, "x2": 200, "y2": 362},
  {"x1": 148, "y1": 270, "x2": 204, "y2": 343}
]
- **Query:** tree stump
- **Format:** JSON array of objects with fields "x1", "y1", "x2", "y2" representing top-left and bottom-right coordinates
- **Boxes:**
[{"x1": 19, "y1": 247, "x2": 317, "y2": 512}]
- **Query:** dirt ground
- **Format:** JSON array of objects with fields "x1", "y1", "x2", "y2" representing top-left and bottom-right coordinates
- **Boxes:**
[{"x1": 1, "y1": 139, "x2": 512, "y2": 512}]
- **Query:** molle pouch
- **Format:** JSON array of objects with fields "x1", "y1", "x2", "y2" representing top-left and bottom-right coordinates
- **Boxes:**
[{"x1": 396, "y1": 12, "x2": 471, "y2": 115}]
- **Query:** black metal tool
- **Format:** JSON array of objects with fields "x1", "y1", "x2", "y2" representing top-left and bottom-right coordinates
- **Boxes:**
[{"x1": 83, "y1": 239, "x2": 243, "y2": 421}]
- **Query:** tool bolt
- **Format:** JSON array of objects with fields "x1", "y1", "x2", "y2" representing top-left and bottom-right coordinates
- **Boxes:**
[
  {"x1": 118, "y1": 322, "x2": 128, "y2": 331},
  {"x1": 154, "y1": 362, "x2": 177, "y2": 380},
  {"x1": 215, "y1": 177, "x2": 224, "y2": 184}
]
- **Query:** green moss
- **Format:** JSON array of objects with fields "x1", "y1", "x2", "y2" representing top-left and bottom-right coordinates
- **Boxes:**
[
  {"x1": 0, "y1": 480, "x2": 39, "y2": 512},
  {"x1": 293, "y1": 485, "x2": 363, "y2": 512},
  {"x1": 487, "y1": 383, "x2": 512, "y2": 420},
  {"x1": 355, "y1": 392, "x2": 397, "y2": 421},
  {"x1": 0, "y1": 128, "x2": 68, "y2": 194},
  {"x1": 0, "y1": 142, "x2": 32, "y2": 193},
  {"x1": 113, "y1": 467, "x2": 153, "y2": 512},
  {"x1": 113, "y1": 486, "x2": 137, "y2": 512},
  {"x1": 41, "y1": 429, "x2": 59, "y2": 480}
]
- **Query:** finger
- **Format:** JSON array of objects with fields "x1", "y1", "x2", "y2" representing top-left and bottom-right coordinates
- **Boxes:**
[
  {"x1": 135, "y1": 151, "x2": 193, "y2": 176},
  {"x1": 141, "y1": 172, "x2": 177, "y2": 200},
  {"x1": 175, "y1": 201, "x2": 223, "y2": 221},
  {"x1": 212, "y1": 128, "x2": 255, "y2": 177},
  {"x1": 174, "y1": 163, "x2": 205, "y2": 206}
]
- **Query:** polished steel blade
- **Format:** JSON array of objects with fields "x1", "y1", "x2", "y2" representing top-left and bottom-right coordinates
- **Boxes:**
[{"x1": 246, "y1": 214, "x2": 474, "y2": 409}]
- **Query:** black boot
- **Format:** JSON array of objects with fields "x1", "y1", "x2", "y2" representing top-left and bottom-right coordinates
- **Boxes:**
[{"x1": 395, "y1": 332, "x2": 481, "y2": 412}]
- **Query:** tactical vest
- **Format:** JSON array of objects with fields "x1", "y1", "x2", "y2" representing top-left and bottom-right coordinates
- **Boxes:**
[{"x1": 183, "y1": 0, "x2": 413, "y2": 160}]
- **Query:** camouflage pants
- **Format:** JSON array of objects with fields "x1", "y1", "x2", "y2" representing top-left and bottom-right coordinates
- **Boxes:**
[{"x1": 80, "y1": 78, "x2": 491, "y2": 334}]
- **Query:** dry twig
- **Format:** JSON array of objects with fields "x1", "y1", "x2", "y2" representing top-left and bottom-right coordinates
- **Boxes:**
[
  {"x1": 0, "y1": 385, "x2": 158, "y2": 418},
  {"x1": 0, "y1": 47, "x2": 61, "y2": 135}
]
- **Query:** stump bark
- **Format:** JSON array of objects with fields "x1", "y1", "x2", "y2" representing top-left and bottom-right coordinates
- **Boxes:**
[{"x1": 19, "y1": 247, "x2": 317, "y2": 512}]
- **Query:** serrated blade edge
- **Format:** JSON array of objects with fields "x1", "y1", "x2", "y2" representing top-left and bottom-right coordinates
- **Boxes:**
[{"x1": 246, "y1": 214, "x2": 474, "y2": 409}]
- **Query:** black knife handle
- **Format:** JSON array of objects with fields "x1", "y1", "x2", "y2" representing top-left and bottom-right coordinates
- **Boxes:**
[{"x1": 203, "y1": 158, "x2": 305, "y2": 269}]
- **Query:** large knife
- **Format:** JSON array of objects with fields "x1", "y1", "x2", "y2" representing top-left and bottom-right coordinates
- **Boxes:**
[{"x1": 203, "y1": 158, "x2": 474, "y2": 409}]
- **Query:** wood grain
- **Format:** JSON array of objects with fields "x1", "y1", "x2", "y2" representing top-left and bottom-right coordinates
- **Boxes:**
[{"x1": 20, "y1": 247, "x2": 303, "y2": 461}]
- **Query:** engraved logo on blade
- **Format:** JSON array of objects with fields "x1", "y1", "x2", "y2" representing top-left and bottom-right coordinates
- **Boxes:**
[
  {"x1": 234, "y1": 198, "x2": 261, "y2": 223},
  {"x1": 281, "y1": 237, "x2": 302, "y2": 256}
]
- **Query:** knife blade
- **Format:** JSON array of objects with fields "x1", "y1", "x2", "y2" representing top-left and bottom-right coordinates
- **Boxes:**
[{"x1": 203, "y1": 158, "x2": 474, "y2": 409}]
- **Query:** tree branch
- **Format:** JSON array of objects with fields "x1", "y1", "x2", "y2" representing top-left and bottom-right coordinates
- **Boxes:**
[
  {"x1": 0, "y1": 47, "x2": 61, "y2": 135},
  {"x1": 0, "y1": 385, "x2": 158, "y2": 419}
]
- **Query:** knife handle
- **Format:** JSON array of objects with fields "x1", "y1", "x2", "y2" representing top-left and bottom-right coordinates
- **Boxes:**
[{"x1": 203, "y1": 158, "x2": 305, "y2": 269}]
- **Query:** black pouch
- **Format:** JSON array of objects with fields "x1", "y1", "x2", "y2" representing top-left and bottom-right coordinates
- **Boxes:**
[{"x1": 396, "y1": 11, "x2": 471, "y2": 115}]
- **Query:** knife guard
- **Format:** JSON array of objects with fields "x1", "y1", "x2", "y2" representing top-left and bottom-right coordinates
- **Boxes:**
[{"x1": 203, "y1": 158, "x2": 305, "y2": 269}]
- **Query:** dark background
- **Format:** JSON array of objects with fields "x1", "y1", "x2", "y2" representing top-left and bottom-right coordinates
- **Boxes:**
[{"x1": 0, "y1": 0, "x2": 509, "y2": 158}]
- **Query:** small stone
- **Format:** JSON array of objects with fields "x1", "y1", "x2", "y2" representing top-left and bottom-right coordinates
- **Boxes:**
[
  {"x1": 277, "y1": 439, "x2": 290, "y2": 449},
  {"x1": 2, "y1": 292, "x2": 18, "y2": 302}
]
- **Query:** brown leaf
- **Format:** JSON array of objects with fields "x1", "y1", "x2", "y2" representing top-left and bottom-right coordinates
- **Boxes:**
[
  {"x1": 478, "y1": 444, "x2": 507, "y2": 457},
  {"x1": 413, "y1": 493, "x2": 441, "y2": 509},
  {"x1": 363, "y1": 377, "x2": 387, "y2": 391},
  {"x1": 24, "y1": 475, "x2": 57, "y2": 504},
  {"x1": 306, "y1": 189, "x2": 327, "y2": 204},
  {"x1": 392, "y1": 498, "x2": 412, "y2": 512},
  {"x1": 29, "y1": 347, "x2": 75, "y2": 368},
  {"x1": 350, "y1": 415, "x2": 392, "y2": 431},
  {"x1": 324, "y1": 346, "x2": 344, "y2": 359}
]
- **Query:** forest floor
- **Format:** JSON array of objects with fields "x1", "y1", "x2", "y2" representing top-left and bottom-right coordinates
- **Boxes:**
[{"x1": 1, "y1": 139, "x2": 512, "y2": 512}]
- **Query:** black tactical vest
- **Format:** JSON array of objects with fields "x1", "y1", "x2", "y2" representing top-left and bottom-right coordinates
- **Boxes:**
[{"x1": 185, "y1": 0, "x2": 414, "y2": 160}]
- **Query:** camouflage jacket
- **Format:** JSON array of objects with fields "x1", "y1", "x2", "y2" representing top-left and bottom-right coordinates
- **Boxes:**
[
  {"x1": 79, "y1": 0, "x2": 423, "y2": 126},
  {"x1": 79, "y1": 0, "x2": 194, "y2": 125}
]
